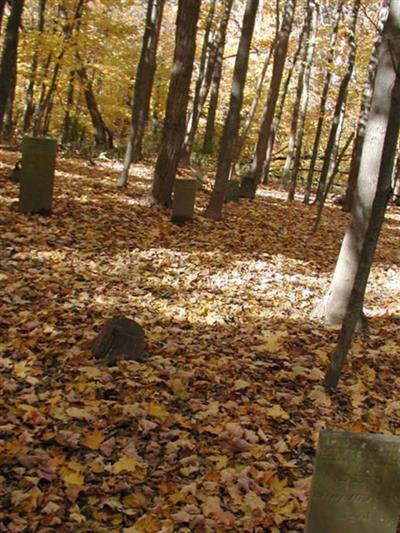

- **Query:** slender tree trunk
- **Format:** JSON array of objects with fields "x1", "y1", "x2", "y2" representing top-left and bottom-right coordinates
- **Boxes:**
[
  {"x1": 23, "y1": 0, "x2": 46, "y2": 132},
  {"x1": 325, "y1": 67, "x2": 400, "y2": 390},
  {"x1": 202, "y1": 0, "x2": 233, "y2": 155},
  {"x1": 60, "y1": 69, "x2": 75, "y2": 144},
  {"x1": 312, "y1": 4, "x2": 400, "y2": 328},
  {"x1": 0, "y1": 0, "x2": 24, "y2": 133},
  {"x1": 3, "y1": 63, "x2": 16, "y2": 138},
  {"x1": 0, "y1": 0, "x2": 6, "y2": 34},
  {"x1": 77, "y1": 66, "x2": 113, "y2": 148},
  {"x1": 33, "y1": 0, "x2": 84, "y2": 136},
  {"x1": 119, "y1": 0, "x2": 165, "y2": 186},
  {"x1": 342, "y1": 1, "x2": 389, "y2": 212},
  {"x1": 282, "y1": 2, "x2": 313, "y2": 192},
  {"x1": 288, "y1": 0, "x2": 317, "y2": 198},
  {"x1": 314, "y1": 0, "x2": 360, "y2": 206},
  {"x1": 233, "y1": 38, "x2": 276, "y2": 171},
  {"x1": 262, "y1": 29, "x2": 305, "y2": 184},
  {"x1": 303, "y1": 1, "x2": 344, "y2": 204},
  {"x1": 180, "y1": 0, "x2": 217, "y2": 165},
  {"x1": 151, "y1": 0, "x2": 201, "y2": 207},
  {"x1": 247, "y1": 0, "x2": 296, "y2": 188},
  {"x1": 205, "y1": 0, "x2": 259, "y2": 219}
]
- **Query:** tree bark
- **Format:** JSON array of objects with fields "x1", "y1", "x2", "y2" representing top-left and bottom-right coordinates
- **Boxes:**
[
  {"x1": 119, "y1": 0, "x2": 165, "y2": 186},
  {"x1": 0, "y1": 0, "x2": 24, "y2": 133},
  {"x1": 314, "y1": 0, "x2": 360, "y2": 206},
  {"x1": 23, "y1": 0, "x2": 46, "y2": 132},
  {"x1": 303, "y1": 1, "x2": 344, "y2": 204},
  {"x1": 205, "y1": 0, "x2": 259, "y2": 219},
  {"x1": 325, "y1": 64, "x2": 400, "y2": 390},
  {"x1": 262, "y1": 28, "x2": 305, "y2": 184},
  {"x1": 247, "y1": 0, "x2": 296, "y2": 188},
  {"x1": 312, "y1": 4, "x2": 400, "y2": 328},
  {"x1": 0, "y1": 0, "x2": 6, "y2": 34},
  {"x1": 60, "y1": 69, "x2": 75, "y2": 144},
  {"x1": 151, "y1": 0, "x2": 201, "y2": 207},
  {"x1": 180, "y1": 0, "x2": 217, "y2": 165},
  {"x1": 288, "y1": 0, "x2": 317, "y2": 198},
  {"x1": 282, "y1": 1, "x2": 314, "y2": 194},
  {"x1": 342, "y1": 1, "x2": 389, "y2": 212},
  {"x1": 77, "y1": 66, "x2": 113, "y2": 148},
  {"x1": 202, "y1": 0, "x2": 233, "y2": 155}
]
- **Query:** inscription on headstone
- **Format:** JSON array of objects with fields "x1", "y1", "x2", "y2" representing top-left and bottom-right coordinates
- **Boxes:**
[
  {"x1": 19, "y1": 136, "x2": 57, "y2": 215},
  {"x1": 305, "y1": 429, "x2": 400, "y2": 533},
  {"x1": 171, "y1": 178, "x2": 197, "y2": 224}
]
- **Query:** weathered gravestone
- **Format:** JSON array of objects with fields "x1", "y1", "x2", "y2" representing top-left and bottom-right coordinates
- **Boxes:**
[
  {"x1": 225, "y1": 180, "x2": 240, "y2": 203},
  {"x1": 19, "y1": 136, "x2": 57, "y2": 215},
  {"x1": 171, "y1": 178, "x2": 197, "y2": 224},
  {"x1": 305, "y1": 429, "x2": 400, "y2": 533},
  {"x1": 239, "y1": 176, "x2": 257, "y2": 199}
]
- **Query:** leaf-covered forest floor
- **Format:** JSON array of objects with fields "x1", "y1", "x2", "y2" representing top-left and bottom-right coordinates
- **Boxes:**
[{"x1": 1, "y1": 147, "x2": 400, "y2": 532}]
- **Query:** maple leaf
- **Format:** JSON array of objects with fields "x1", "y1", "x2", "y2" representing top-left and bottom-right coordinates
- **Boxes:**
[
  {"x1": 82, "y1": 430, "x2": 105, "y2": 450},
  {"x1": 266, "y1": 405, "x2": 290, "y2": 420},
  {"x1": 112, "y1": 457, "x2": 148, "y2": 479}
]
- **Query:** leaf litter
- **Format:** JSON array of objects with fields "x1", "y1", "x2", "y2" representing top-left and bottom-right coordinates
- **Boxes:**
[{"x1": 0, "y1": 150, "x2": 400, "y2": 531}]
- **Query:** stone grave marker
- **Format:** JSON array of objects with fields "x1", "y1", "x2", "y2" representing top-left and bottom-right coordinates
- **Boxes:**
[
  {"x1": 225, "y1": 180, "x2": 240, "y2": 203},
  {"x1": 171, "y1": 178, "x2": 197, "y2": 224},
  {"x1": 19, "y1": 136, "x2": 57, "y2": 215},
  {"x1": 305, "y1": 429, "x2": 400, "y2": 533},
  {"x1": 239, "y1": 176, "x2": 257, "y2": 199}
]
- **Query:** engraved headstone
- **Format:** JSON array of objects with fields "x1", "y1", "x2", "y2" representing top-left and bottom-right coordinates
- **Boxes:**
[
  {"x1": 239, "y1": 176, "x2": 257, "y2": 199},
  {"x1": 19, "y1": 136, "x2": 57, "y2": 215},
  {"x1": 171, "y1": 178, "x2": 197, "y2": 224},
  {"x1": 305, "y1": 429, "x2": 400, "y2": 533},
  {"x1": 225, "y1": 180, "x2": 240, "y2": 203}
]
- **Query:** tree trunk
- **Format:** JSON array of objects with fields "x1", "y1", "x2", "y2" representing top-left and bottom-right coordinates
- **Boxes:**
[
  {"x1": 325, "y1": 63, "x2": 400, "y2": 390},
  {"x1": 233, "y1": 37, "x2": 276, "y2": 171},
  {"x1": 3, "y1": 63, "x2": 16, "y2": 138},
  {"x1": 0, "y1": 0, "x2": 24, "y2": 133},
  {"x1": 282, "y1": 1, "x2": 313, "y2": 193},
  {"x1": 204, "y1": 0, "x2": 259, "y2": 219},
  {"x1": 77, "y1": 66, "x2": 113, "y2": 148},
  {"x1": 342, "y1": 1, "x2": 389, "y2": 212},
  {"x1": 151, "y1": 0, "x2": 201, "y2": 207},
  {"x1": 0, "y1": 0, "x2": 6, "y2": 34},
  {"x1": 180, "y1": 0, "x2": 217, "y2": 165},
  {"x1": 202, "y1": 0, "x2": 233, "y2": 155},
  {"x1": 288, "y1": 0, "x2": 317, "y2": 198},
  {"x1": 119, "y1": 0, "x2": 165, "y2": 186},
  {"x1": 312, "y1": 4, "x2": 400, "y2": 328},
  {"x1": 262, "y1": 28, "x2": 305, "y2": 184},
  {"x1": 60, "y1": 69, "x2": 75, "y2": 144},
  {"x1": 314, "y1": 0, "x2": 360, "y2": 206},
  {"x1": 303, "y1": 1, "x2": 344, "y2": 204},
  {"x1": 247, "y1": 0, "x2": 296, "y2": 188},
  {"x1": 23, "y1": 0, "x2": 46, "y2": 132}
]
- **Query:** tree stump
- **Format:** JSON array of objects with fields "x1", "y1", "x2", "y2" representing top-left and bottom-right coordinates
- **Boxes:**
[{"x1": 92, "y1": 316, "x2": 146, "y2": 366}]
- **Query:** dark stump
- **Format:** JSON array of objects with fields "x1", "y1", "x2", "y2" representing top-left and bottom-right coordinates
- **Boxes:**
[{"x1": 92, "y1": 316, "x2": 146, "y2": 366}]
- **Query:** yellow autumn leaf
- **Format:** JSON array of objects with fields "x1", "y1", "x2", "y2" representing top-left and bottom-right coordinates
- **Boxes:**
[
  {"x1": 148, "y1": 402, "x2": 169, "y2": 421},
  {"x1": 82, "y1": 430, "x2": 105, "y2": 450},
  {"x1": 59, "y1": 467, "x2": 84, "y2": 486},
  {"x1": 66, "y1": 407, "x2": 94, "y2": 420},
  {"x1": 112, "y1": 456, "x2": 148, "y2": 479},
  {"x1": 14, "y1": 361, "x2": 29, "y2": 378},
  {"x1": 266, "y1": 405, "x2": 290, "y2": 420}
]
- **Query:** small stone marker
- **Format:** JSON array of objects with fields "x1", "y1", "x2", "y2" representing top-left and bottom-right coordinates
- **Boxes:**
[
  {"x1": 171, "y1": 178, "x2": 197, "y2": 224},
  {"x1": 92, "y1": 316, "x2": 146, "y2": 366},
  {"x1": 239, "y1": 177, "x2": 257, "y2": 199},
  {"x1": 19, "y1": 136, "x2": 57, "y2": 215},
  {"x1": 305, "y1": 429, "x2": 400, "y2": 533},
  {"x1": 225, "y1": 180, "x2": 240, "y2": 203}
]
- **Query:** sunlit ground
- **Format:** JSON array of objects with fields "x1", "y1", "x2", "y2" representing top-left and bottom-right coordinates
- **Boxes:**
[{"x1": 1, "y1": 149, "x2": 400, "y2": 531}]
